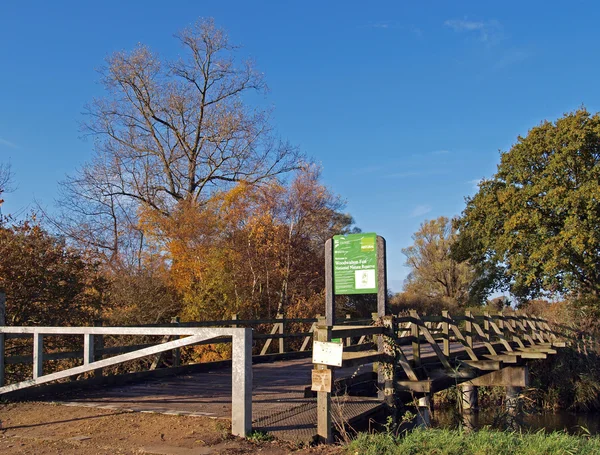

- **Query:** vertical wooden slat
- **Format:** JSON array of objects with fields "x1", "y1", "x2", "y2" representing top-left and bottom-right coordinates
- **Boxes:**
[
  {"x1": 278, "y1": 313, "x2": 285, "y2": 354},
  {"x1": 465, "y1": 310, "x2": 473, "y2": 349},
  {"x1": 33, "y1": 332, "x2": 43, "y2": 379},
  {"x1": 172, "y1": 316, "x2": 181, "y2": 367},
  {"x1": 410, "y1": 310, "x2": 421, "y2": 367},
  {"x1": 442, "y1": 310, "x2": 450, "y2": 357},
  {"x1": 345, "y1": 313, "x2": 352, "y2": 346},
  {"x1": 484, "y1": 312, "x2": 491, "y2": 342}
]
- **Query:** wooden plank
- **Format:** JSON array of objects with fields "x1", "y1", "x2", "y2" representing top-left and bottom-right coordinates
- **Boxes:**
[
  {"x1": 330, "y1": 326, "x2": 384, "y2": 338},
  {"x1": 483, "y1": 354, "x2": 518, "y2": 363},
  {"x1": 341, "y1": 351, "x2": 382, "y2": 368}
]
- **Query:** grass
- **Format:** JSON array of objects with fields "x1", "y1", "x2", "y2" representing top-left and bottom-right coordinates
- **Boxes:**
[
  {"x1": 346, "y1": 428, "x2": 600, "y2": 455},
  {"x1": 246, "y1": 429, "x2": 274, "y2": 442}
]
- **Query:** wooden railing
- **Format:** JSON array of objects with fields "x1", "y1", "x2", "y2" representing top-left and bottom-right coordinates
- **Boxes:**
[
  {"x1": 0, "y1": 313, "x2": 371, "y2": 389},
  {"x1": 313, "y1": 310, "x2": 569, "y2": 442}
]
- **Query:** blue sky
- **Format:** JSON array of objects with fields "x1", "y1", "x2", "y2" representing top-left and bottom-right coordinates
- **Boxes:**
[{"x1": 1, "y1": 1, "x2": 599, "y2": 291}]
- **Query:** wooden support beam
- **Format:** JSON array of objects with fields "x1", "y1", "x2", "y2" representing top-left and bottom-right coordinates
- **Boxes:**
[
  {"x1": 461, "y1": 360, "x2": 502, "y2": 371},
  {"x1": 470, "y1": 366, "x2": 529, "y2": 387},
  {"x1": 397, "y1": 380, "x2": 431, "y2": 393}
]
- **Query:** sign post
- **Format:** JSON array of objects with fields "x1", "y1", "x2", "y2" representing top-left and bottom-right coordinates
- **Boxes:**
[{"x1": 324, "y1": 233, "x2": 388, "y2": 326}]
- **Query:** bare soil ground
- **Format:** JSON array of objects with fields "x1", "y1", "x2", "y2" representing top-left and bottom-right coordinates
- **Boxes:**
[{"x1": 0, "y1": 402, "x2": 343, "y2": 455}]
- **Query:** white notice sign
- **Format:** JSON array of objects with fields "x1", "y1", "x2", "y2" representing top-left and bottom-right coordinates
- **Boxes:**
[{"x1": 312, "y1": 341, "x2": 343, "y2": 367}]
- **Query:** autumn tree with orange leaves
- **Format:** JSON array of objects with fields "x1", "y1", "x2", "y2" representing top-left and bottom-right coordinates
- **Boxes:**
[{"x1": 140, "y1": 165, "x2": 356, "y2": 320}]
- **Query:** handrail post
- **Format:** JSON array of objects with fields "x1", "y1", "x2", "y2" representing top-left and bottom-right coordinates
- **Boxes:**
[
  {"x1": 277, "y1": 313, "x2": 285, "y2": 354},
  {"x1": 345, "y1": 313, "x2": 352, "y2": 346},
  {"x1": 409, "y1": 310, "x2": 421, "y2": 367},
  {"x1": 84, "y1": 332, "x2": 94, "y2": 365},
  {"x1": 315, "y1": 317, "x2": 333, "y2": 443},
  {"x1": 93, "y1": 319, "x2": 104, "y2": 377},
  {"x1": 231, "y1": 327, "x2": 252, "y2": 437},
  {"x1": 382, "y1": 315, "x2": 397, "y2": 419},
  {"x1": 442, "y1": 310, "x2": 450, "y2": 357},
  {"x1": 465, "y1": 310, "x2": 473, "y2": 349},
  {"x1": 0, "y1": 292, "x2": 5, "y2": 387},
  {"x1": 33, "y1": 332, "x2": 43, "y2": 379},
  {"x1": 172, "y1": 316, "x2": 181, "y2": 367},
  {"x1": 484, "y1": 312, "x2": 491, "y2": 342}
]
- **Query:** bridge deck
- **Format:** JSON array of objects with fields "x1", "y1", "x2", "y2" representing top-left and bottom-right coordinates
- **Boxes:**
[
  {"x1": 36, "y1": 341, "x2": 539, "y2": 442},
  {"x1": 53, "y1": 357, "x2": 381, "y2": 442}
]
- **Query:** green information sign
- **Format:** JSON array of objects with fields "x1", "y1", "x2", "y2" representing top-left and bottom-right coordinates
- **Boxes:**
[{"x1": 333, "y1": 233, "x2": 378, "y2": 295}]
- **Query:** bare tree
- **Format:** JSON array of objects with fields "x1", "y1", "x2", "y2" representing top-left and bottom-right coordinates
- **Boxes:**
[
  {"x1": 57, "y1": 18, "x2": 301, "y2": 265},
  {"x1": 0, "y1": 162, "x2": 14, "y2": 209}
]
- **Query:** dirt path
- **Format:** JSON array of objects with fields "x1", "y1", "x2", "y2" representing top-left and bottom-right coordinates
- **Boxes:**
[{"x1": 0, "y1": 402, "x2": 342, "y2": 455}]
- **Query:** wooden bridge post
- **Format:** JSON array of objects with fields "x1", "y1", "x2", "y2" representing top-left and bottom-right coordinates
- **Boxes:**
[
  {"x1": 483, "y1": 312, "x2": 491, "y2": 342},
  {"x1": 416, "y1": 395, "x2": 431, "y2": 427},
  {"x1": 410, "y1": 310, "x2": 421, "y2": 367},
  {"x1": 461, "y1": 383, "x2": 478, "y2": 413},
  {"x1": 465, "y1": 310, "x2": 473, "y2": 349},
  {"x1": 315, "y1": 319, "x2": 333, "y2": 443},
  {"x1": 0, "y1": 292, "x2": 5, "y2": 387},
  {"x1": 381, "y1": 315, "x2": 397, "y2": 417},
  {"x1": 442, "y1": 310, "x2": 450, "y2": 357},
  {"x1": 345, "y1": 313, "x2": 351, "y2": 346}
]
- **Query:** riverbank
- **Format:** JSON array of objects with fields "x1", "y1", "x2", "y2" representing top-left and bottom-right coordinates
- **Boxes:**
[{"x1": 347, "y1": 428, "x2": 600, "y2": 455}]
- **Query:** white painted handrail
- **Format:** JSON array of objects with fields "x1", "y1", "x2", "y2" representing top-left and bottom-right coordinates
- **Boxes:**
[{"x1": 0, "y1": 326, "x2": 252, "y2": 437}]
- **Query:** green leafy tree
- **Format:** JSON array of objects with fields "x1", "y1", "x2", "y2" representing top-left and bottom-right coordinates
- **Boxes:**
[
  {"x1": 401, "y1": 216, "x2": 476, "y2": 307},
  {"x1": 455, "y1": 108, "x2": 600, "y2": 301}
]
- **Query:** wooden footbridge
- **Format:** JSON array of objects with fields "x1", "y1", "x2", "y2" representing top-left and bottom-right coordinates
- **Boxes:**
[{"x1": 0, "y1": 309, "x2": 568, "y2": 442}]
